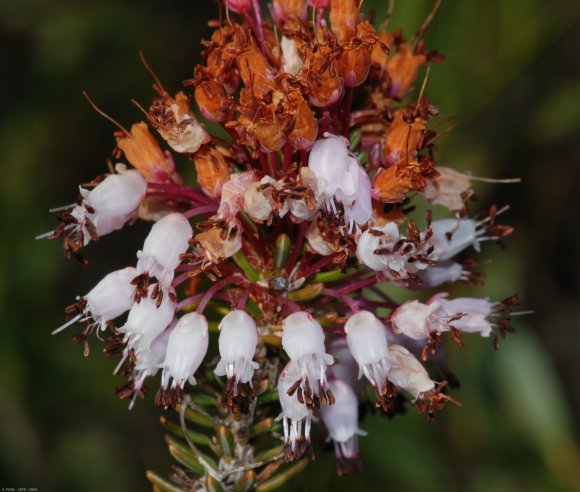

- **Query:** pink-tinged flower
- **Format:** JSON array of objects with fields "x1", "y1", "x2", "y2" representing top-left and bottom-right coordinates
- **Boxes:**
[
  {"x1": 277, "y1": 362, "x2": 315, "y2": 462},
  {"x1": 344, "y1": 310, "x2": 392, "y2": 410},
  {"x1": 53, "y1": 267, "x2": 137, "y2": 335},
  {"x1": 320, "y1": 379, "x2": 367, "y2": 476},
  {"x1": 157, "y1": 312, "x2": 209, "y2": 408},
  {"x1": 119, "y1": 285, "x2": 177, "y2": 352},
  {"x1": 356, "y1": 222, "x2": 436, "y2": 279},
  {"x1": 281, "y1": 311, "x2": 335, "y2": 408},
  {"x1": 308, "y1": 134, "x2": 372, "y2": 229},
  {"x1": 218, "y1": 171, "x2": 258, "y2": 220},
  {"x1": 214, "y1": 310, "x2": 259, "y2": 401}
]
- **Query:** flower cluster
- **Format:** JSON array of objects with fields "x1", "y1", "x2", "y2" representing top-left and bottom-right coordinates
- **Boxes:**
[{"x1": 42, "y1": 1, "x2": 527, "y2": 489}]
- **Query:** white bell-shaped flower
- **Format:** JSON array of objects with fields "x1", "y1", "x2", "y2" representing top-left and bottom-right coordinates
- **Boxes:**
[
  {"x1": 218, "y1": 171, "x2": 258, "y2": 220},
  {"x1": 438, "y1": 297, "x2": 494, "y2": 337},
  {"x1": 390, "y1": 300, "x2": 451, "y2": 340},
  {"x1": 126, "y1": 324, "x2": 174, "y2": 410},
  {"x1": 328, "y1": 338, "x2": 359, "y2": 390},
  {"x1": 157, "y1": 312, "x2": 209, "y2": 407},
  {"x1": 308, "y1": 134, "x2": 372, "y2": 228},
  {"x1": 49, "y1": 170, "x2": 147, "y2": 247},
  {"x1": 356, "y1": 222, "x2": 401, "y2": 271},
  {"x1": 287, "y1": 168, "x2": 326, "y2": 223},
  {"x1": 409, "y1": 261, "x2": 464, "y2": 290},
  {"x1": 136, "y1": 212, "x2": 193, "y2": 287},
  {"x1": 387, "y1": 344, "x2": 435, "y2": 400},
  {"x1": 119, "y1": 285, "x2": 177, "y2": 352},
  {"x1": 357, "y1": 222, "x2": 435, "y2": 280},
  {"x1": 214, "y1": 310, "x2": 259, "y2": 400},
  {"x1": 429, "y1": 218, "x2": 485, "y2": 261},
  {"x1": 85, "y1": 170, "x2": 147, "y2": 219},
  {"x1": 276, "y1": 362, "x2": 315, "y2": 462},
  {"x1": 320, "y1": 379, "x2": 367, "y2": 475},
  {"x1": 387, "y1": 343, "x2": 459, "y2": 418},
  {"x1": 344, "y1": 311, "x2": 391, "y2": 409},
  {"x1": 305, "y1": 221, "x2": 339, "y2": 256},
  {"x1": 53, "y1": 267, "x2": 137, "y2": 335},
  {"x1": 282, "y1": 311, "x2": 335, "y2": 408}
]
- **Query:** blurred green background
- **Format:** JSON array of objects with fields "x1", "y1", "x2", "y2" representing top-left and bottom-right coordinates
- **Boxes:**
[{"x1": 1, "y1": 1, "x2": 579, "y2": 491}]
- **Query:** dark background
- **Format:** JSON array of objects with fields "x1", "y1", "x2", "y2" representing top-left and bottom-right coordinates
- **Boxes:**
[{"x1": 1, "y1": 1, "x2": 579, "y2": 491}]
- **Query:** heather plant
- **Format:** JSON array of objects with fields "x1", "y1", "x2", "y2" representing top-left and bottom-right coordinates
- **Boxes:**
[{"x1": 40, "y1": 1, "x2": 529, "y2": 490}]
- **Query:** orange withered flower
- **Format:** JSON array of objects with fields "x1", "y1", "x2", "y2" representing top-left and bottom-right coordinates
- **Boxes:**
[
  {"x1": 286, "y1": 89, "x2": 318, "y2": 150},
  {"x1": 193, "y1": 144, "x2": 231, "y2": 198},
  {"x1": 329, "y1": 0, "x2": 361, "y2": 44},
  {"x1": 192, "y1": 68, "x2": 229, "y2": 122},
  {"x1": 386, "y1": 40, "x2": 427, "y2": 99},
  {"x1": 116, "y1": 122, "x2": 173, "y2": 182},
  {"x1": 303, "y1": 41, "x2": 344, "y2": 107},
  {"x1": 338, "y1": 21, "x2": 379, "y2": 87},
  {"x1": 383, "y1": 108, "x2": 427, "y2": 166}
]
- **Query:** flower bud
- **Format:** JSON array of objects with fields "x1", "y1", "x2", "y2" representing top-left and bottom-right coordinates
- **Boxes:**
[
  {"x1": 214, "y1": 310, "x2": 259, "y2": 399},
  {"x1": 158, "y1": 312, "x2": 209, "y2": 407},
  {"x1": 136, "y1": 213, "x2": 193, "y2": 286}
]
